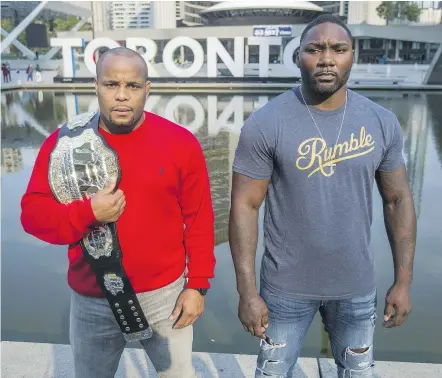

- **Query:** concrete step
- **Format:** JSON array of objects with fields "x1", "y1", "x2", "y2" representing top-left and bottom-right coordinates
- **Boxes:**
[{"x1": 2, "y1": 341, "x2": 441, "y2": 377}]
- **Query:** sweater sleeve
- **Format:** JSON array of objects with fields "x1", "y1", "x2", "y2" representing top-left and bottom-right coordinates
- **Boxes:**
[
  {"x1": 178, "y1": 133, "x2": 216, "y2": 289},
  {"x1": 20, "y1": 129, "x2": 97, "y2": 246}
]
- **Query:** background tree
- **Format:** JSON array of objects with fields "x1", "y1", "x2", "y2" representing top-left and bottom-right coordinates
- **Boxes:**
[
  {"x1": 1, "y1": 16, "x2": 91, "y2": 57},
  {"x1": 404, "y1": 2, "x2": 422, "y2": 22},
  {"x1": 377, "y1": 1, "x2": 422, "y2": 24},
  {"x1": 376, "y1": 1, "x2": 396, "y2": 24},
  {"x1": 52, "y1": 16, "x2": 92, "y2": 32},
  {"x1": 1, "y1": 18, "x2": 27, "y2": 54}
]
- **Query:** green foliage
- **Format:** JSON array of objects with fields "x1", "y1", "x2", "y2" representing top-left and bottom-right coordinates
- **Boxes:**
[
  {"x1": 1, "y1": 16, "x2": 91, "y2": 57},
  {"x1": 404, "y1": 3, "x2": 422, "y2": 22},
  {"x1": 376, "y1": 1, "x2": 422, "y2": 24},
  {"x1": 53, "y1": 16, "x2": 92, "y2": 32},
  {"x1": 376, "y1": 1, "x2": 396, "y2": 24},
  {"x1": 1, "y1": 18, "x2": 27, "y2": 49}
]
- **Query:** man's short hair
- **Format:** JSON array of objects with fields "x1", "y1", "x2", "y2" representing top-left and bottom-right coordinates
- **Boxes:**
[
  {"x1": 96, "y1": 47, "x2": 148, "y2": 80},
  {"x1": 300, "y1": 14, "x2": 353, "y2": 46}
]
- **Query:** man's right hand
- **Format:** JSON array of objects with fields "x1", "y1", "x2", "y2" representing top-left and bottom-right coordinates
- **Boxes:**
[
  {"x1": 90, "y1": 181, "x2": 126, "y2": 223},
  {"x1": 238, "y1": 294, "x2": 269, "y2": 339}
]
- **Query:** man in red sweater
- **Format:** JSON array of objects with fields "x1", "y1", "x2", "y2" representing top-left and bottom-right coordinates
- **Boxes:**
[{"x1": 20, "y1": 47, "x2": 216, "y2": 378}]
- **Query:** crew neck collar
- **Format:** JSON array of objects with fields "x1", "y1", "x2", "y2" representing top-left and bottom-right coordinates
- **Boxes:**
[{"x1": 292, "y1": 86, "x2": 351, "y2": 116}]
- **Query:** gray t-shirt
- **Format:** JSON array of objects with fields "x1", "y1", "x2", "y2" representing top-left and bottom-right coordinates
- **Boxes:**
[{"x1": 233, "y1": 87, "x2": 405, "y2": 300}]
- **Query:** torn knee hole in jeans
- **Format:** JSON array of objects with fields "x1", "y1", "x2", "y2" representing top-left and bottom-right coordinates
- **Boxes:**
[
  {"x1": 257, "y1": 360, "x2": 283, "y2": 377},
  {"x1": 257, "y1": 340, "x2": 286, "y2": 377},
  {"x1": 349, "y1": 347, "x2": 369, "y2": 354},
  {"x1": 344, "y1": 345, "x2": 374, "y2": 371},
  {"x1": 261, "y1": 337, "x2": 287, "y2": 350},
  {"x1": 258, "y1": 370, "x2": 282, "y2": 377}
]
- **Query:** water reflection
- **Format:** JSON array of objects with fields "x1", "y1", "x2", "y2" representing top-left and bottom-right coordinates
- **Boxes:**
[
  {"x1": 1, "y1": 90, "x2": 435, "y2": 225},
  {"x1": 1, "y1": 90, "x2": 442, "y2": 363},
  {"x1": 1, "y1": 91, "x2": 277, "y2": 246}
]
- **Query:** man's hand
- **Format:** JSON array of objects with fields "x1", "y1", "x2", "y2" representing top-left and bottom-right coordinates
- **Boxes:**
[
  {"x1": 170, "y1": 289, "x2": 205, "y2": 329},
  {"x1": 90, "y1": 181, "x2": 126, "y2": 223},
  {"x1": 238, "y1": 294, "x2": 268, "y2": 339},
  {"x1": 383, "y1": 282, "x2": 411, "y2": 328}
]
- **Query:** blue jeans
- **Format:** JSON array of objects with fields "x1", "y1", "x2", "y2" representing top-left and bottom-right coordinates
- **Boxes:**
[
  {"x1": 69, "y1": 273, "x2": 197, "y2": 378},
  {"x1": 256, "y1": 286, "x2": 377, "y2": 377}
]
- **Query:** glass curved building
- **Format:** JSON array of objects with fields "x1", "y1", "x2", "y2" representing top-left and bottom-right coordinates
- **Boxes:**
[{"x1": 200, "y1": 0, "x2": 324, "y2": 26}]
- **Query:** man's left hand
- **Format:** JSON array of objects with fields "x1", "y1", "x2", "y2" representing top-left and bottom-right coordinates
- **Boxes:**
[
  {"x1": 169, "y1": 289, "x2": 205, "y2": 329},
  {"x1": 383, "y1": 283, "x2": 411, "y2": 328}
]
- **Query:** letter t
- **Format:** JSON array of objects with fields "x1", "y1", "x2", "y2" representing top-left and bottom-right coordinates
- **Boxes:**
[{"x1": 50, "y1": 38, "x2": 83, "y2": 77}]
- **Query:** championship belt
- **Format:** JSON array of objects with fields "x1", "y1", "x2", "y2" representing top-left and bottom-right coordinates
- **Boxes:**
[{"x1": 48, "y1": 111, "x2": 153, "y2": 342}]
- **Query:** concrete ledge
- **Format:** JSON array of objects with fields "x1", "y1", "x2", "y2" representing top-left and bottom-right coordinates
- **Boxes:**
[
  {"x1": 2, "y1": 341, "x2": 441, "y2": 377},
  {"x1": 1, "y1": 82, "x2": 442, "y2": 94},
  {"x1": 1, "y1": 341, "x2": 319, "y2": 378},
  {"x1": 317, "y1": 358, "x2": 442, "y2": 378}
]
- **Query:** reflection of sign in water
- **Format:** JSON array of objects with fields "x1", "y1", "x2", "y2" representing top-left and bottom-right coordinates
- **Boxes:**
[
  {"x1": 86, "y1": 95, "x2": 271, "y2": 136},
  {"x1": 253, "y1": 25, "x2": 292, "y2": 37},
  {"x1": 3, "y1": 93, "x2": 431, "y2": 245}
]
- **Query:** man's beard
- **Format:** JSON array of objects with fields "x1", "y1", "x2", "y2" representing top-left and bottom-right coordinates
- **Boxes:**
[
  {"x1": 301, "y1": 69, "x2": 350, "y2": 96},
  {"x1": 101, "y1": 112, "x2": 140, "y2": 134}
]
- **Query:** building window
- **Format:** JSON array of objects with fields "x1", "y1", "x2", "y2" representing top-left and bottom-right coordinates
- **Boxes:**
[{"x1": 370, "y1": 39, "x2": 384, "y2": 49}]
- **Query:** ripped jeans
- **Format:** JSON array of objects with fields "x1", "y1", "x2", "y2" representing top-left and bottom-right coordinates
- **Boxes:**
[{"x1": 256, "y1": 287, "x2": 377, "y2": 377}]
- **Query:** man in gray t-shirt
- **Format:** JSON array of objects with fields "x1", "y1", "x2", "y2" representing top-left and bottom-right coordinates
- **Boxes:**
[{"x1": 229, "y1": 15, "x2": 416, "y2": 378}]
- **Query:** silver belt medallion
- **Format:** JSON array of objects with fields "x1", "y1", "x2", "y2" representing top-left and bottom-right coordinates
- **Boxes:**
[{"x1": 49, "y1": 116, "x2": 119, "y2": 260}]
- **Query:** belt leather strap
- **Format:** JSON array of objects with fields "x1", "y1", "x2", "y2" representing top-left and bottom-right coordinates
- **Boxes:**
[{"x1": 82, "y1": 223, "x2": 153, "y2": 342}]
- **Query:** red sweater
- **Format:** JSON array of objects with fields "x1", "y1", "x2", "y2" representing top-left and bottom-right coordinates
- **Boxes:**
[{"x1": 21, "y1": 111, "x2": 216, "y2": 297}]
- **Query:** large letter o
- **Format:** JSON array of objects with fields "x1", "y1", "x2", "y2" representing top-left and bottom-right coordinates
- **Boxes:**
[
  {"x1": 162, "y1": 37, "x2": 204, "y2": 77},
  {"x1": 283, "y1": 37, "x2": 301, "y2": 75}
]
